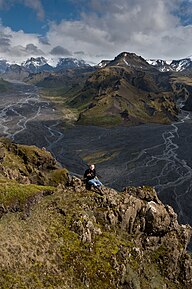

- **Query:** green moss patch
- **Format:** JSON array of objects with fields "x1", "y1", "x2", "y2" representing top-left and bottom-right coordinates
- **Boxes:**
[
  {"x1": 48, "y1": 168, "x2": 68, "y2": 186},
  {"x1": 0, "y1": 178, "x2": 55, "y2": 208}
]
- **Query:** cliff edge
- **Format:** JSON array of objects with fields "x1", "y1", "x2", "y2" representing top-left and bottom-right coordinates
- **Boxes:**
[{"x1": 0, "y1": 138, "x2": 191, "y2": 289}]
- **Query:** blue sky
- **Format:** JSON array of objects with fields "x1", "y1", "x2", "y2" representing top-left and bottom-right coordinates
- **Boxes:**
[
  {"x1": 0, "y1": 0, "x2": 192, "y2": 64},
  {"x1": 0, "y1": 0, "x2": 81, "y2": 33}
]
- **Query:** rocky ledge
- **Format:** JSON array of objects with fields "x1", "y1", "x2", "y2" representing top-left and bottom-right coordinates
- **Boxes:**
[{"x1": 0, "y1": 139, "x2": 191, "y2": 288}]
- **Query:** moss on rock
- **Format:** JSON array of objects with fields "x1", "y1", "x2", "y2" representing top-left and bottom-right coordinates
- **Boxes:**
[{"x1": 0, "y1": 140, "x2": 191, "y2": 288}]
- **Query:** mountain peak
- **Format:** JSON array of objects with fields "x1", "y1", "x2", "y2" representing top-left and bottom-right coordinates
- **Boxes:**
[
  {"x1": 104, "y1": 51, "x2": 152, "y2": 70},
  {"x1": 117, "y1": 51, "x2": 138, "y2": 58},
  {"x1": 22, "y1": 56, "x2": 48, "y2": 67}
]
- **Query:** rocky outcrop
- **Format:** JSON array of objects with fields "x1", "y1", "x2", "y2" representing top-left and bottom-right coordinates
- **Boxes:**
[
  {"x1": 0, "y1": 137, "x2": 68, "y2": 186},
  {"x1": 0, "y1": 146, "x2": 191, "y2": 289},
  {"x1": 61, "y1": 176, "x2": 192, "y2": 288}
]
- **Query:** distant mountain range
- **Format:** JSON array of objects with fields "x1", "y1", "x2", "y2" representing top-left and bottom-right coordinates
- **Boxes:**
[
  {"x1": 0, "y1": 56, "x2": 90, "y2": 79},
  {"x1": 1, "y1": 54, "x2": 192, "y2": 75},
  {"x1": 147, "y1": 57, "x2": 192, "y2": 72},
  {"x1": 1, "y1": 52, "x2": 192, "y2": 127},
  {"x1": 98, "y1": 55, "x2": 192, "y2": 73}
]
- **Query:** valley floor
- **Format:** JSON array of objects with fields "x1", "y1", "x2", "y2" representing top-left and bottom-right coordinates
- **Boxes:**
[{"x1": 0, "y1": 82, "x2": 192, "y2": 243}]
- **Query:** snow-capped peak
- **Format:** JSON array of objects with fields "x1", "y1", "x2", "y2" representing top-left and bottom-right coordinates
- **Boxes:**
[
  {"x1": 147, "y1": 57, "x2": 192, "y2": 72},
  {"x1": 56, "y1": 57, "x2": 90, "y2": 69},
  {"x1": 22, "y1": 57, "x2": 48, "y2": 68}
]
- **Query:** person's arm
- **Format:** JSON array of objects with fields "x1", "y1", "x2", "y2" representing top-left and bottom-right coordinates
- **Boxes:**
[{"x1": 84, "y1": 169, "x2": 88, "y2": 179}]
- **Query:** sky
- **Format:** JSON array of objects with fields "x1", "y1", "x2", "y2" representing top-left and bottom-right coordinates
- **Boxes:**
[{"x1": 0, "y1": 0, "x2": 192, "y2": 64}]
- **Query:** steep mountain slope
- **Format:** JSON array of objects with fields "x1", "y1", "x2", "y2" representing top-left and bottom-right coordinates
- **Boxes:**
[
  {"x1": 170, "y1": 73, "x2": 192, "y2": 110},
  {"x1": 0, "y1": 59, "x2": 8, "y2": 73},
  {"x1": 0, "y1": 138, "x2": 191, "y2": 289},
  {"x1": 22, "y1": 52, "x2": 192, "y2": 128},
  {"x1": 68, "y1": 52, "x2": 179, "y2": 126}
]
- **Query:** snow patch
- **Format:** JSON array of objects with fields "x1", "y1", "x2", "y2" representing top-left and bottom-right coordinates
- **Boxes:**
[
  {"x1": 165, "y1": 60, "x2": 172, "y2": 65},
  {"x1": 123, "y1": 59, "x2": 130, "y2": 66}
]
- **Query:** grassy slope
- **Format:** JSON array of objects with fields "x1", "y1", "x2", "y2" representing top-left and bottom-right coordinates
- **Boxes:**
[
  {"x1": 24, "y1": 63, "x2": 180, "y2": 128},
  {"x1": 68, "y1": 66, "x2": 178, "y2": 127},
  {"x1": 24, "y1": 61, "x2": 192, "y2": 128},
  {"x1": 0, "y1": 177, "x2": 55, "y2": 208},
  {"x1": 0, "y1": 187, "x2": 186, "y2": 289}
]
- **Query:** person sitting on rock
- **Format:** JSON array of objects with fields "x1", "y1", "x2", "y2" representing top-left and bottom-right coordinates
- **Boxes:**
[{"x1": 84, "y1": 164, "x2": 103, "y2": 192}]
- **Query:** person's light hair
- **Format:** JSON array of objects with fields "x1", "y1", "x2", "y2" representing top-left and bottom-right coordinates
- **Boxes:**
[{"x1": 90, "y1": 164, "x2": 95, "y2": 170}]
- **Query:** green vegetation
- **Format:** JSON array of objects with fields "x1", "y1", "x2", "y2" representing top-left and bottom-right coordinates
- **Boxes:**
[
  {"x1": 78, "y1": 114, "x2": 122, "y2": 127},
  {"x1": 0, "y1": 177, "x2": 55, "y2": 208},
  {"x1": 64, "y1": 63, "x2": 179, "y2": 127},
  {"x1": 48, "y1": 168, "x2": 68, "y2": 186},
  {"x1": 81, "y1": 149, "x2": 120, "y2": 164},
  {"x1": 0, "y1": 139, "x2": 190, "y2": 288},
  {"x1": 0, "y1": 170, "x2": 189, "y2": 289},
  {"x1": 24, "y1": 54, "x2": 182, "y2": 128},
  {"x1": 0, "y1": 137, "x2": 69, "y2": 187},
  {"x1": 0, "y1": 184, "x2": 187, "y2": 289}
]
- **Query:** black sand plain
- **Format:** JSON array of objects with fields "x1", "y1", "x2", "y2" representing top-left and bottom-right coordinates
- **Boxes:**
[{"x1": 1, "y1": 82, "x2": 192, "y2": 228}]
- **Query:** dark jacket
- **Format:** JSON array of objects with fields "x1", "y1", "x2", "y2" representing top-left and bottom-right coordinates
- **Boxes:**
[{"x1": 84, "y1": 168, "x2": 96, "y2": 181}]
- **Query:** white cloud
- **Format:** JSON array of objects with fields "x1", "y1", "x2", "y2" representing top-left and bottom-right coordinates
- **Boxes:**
[
  {"x1": 0, "y1": 23, "x2": 46, "y2": 62},
  {"x1": 43, "y1": 0, "x2": 192, "y2": 62},
  {"x1": 1, "y1": 0, "x2": 192, "y2": 63}
]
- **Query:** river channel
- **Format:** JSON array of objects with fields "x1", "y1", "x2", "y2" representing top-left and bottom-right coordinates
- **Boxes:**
[{"x1": 0, "y1": 82, "x2": 192, "y2": 232}]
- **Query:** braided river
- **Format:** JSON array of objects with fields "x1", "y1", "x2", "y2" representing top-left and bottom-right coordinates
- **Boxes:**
[{"x1": 0, "y1": 82, "x2": 192, "y2": 233}]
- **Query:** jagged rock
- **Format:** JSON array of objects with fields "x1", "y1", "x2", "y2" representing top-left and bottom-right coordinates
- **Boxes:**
[
  {"x1": 0, "y1": 144, "x2": 191, "y2": 288},
  {"x1": 145, "y1": 201, "x2": 172, "y2": 234},
  {"x1": 124, "y1": 185, "x2": 161, "y2": 204},
  {"x1": 72, "y1": 214, "x2": 102, "y2": 243}
]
